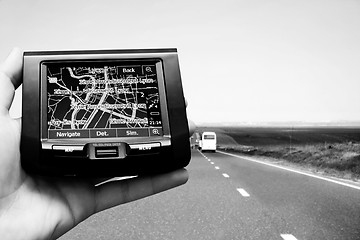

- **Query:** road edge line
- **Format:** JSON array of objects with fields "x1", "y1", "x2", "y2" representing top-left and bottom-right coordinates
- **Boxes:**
[{"x1": 218, "y1": 150, "x2": 360, "y2": 191}]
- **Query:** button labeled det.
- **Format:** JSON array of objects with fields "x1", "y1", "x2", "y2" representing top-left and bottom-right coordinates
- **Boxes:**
[{"x1": 90, "y1": 129, "x2": 116, "y2": 138}]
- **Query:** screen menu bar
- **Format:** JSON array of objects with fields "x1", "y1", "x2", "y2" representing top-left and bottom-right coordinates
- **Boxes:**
[{"x1": 48, "y1": 127, "x2": 163, "y2": 139}]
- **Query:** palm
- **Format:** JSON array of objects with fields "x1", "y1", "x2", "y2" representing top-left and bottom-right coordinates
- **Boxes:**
[{"x1": 0, "y1": 110, "x2": 96, "y2": 239}]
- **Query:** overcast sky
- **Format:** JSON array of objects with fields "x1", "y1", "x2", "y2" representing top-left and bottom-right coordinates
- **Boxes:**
[{"x1": 1, "y1": 0, "x2": 359, "y2": 125}]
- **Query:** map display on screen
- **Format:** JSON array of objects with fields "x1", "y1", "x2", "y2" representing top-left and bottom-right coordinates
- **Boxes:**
[{"x1": 46, "y1": 61, "x2": 163, "y2": 139}]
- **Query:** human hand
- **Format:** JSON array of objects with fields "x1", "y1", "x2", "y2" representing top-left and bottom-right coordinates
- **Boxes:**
[{"x1": 0, "y1": 48, "x2": 189, "y2": 240}]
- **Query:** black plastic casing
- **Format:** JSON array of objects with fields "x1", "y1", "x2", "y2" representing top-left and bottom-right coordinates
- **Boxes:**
[{"x1": 21, "y1": 48, "x2": 190, "y2": 177}]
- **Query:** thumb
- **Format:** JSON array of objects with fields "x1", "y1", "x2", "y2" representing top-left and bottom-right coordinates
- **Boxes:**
[{"x1": 0, "y1": 48, "x2": 23, "y2": 112}]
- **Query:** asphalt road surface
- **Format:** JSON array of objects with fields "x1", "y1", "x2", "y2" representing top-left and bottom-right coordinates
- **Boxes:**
[{"x1": 59, "y1": 149, "x2": 360, "y2": 240}]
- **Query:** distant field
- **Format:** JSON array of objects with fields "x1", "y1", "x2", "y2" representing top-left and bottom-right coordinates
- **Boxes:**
[
  {"x1": 195, "y1": 126, "x2": 360, "y2": 180},
  {"x1": 197, "y1": 126, "x2": 360, "y2": 147}
]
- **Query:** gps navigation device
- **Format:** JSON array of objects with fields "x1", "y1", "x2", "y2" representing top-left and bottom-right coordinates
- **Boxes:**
[{"x1": 21, "y1": 48, "x2": 190, "y2": 176}]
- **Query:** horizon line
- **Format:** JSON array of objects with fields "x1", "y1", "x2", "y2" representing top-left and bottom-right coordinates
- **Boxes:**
[{"x1": 195, "y1": 121, "x2": 360, "y2": 128}]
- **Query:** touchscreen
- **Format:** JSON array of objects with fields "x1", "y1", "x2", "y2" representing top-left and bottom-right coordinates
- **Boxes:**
[{"x1": 46, "y1": 60, "x2": 163, "y2": 139}]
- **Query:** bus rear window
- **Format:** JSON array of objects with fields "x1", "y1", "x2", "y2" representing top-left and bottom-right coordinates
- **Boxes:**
[{"x1": 204, "y1": 135, "x2": 215, "y2": 139}]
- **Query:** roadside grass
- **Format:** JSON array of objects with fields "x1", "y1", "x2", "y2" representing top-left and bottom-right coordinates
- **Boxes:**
[
  {"x1": 218, "y1": 142, "x2": 360, "y2": 181},
  {"x1": 196, "y1": 127, "x2": 360, "y2": 181}
]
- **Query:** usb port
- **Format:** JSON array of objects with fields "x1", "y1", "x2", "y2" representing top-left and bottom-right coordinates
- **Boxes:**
[{"x1": 95, "y1": 146, "x2": 119, "y2": 158}]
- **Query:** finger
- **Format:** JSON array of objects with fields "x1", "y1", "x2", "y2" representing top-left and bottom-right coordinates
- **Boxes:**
[
  {"x1": 0, "y1": 48, "x2": 23, "y2": 111},
  {"x1": 188, "y1": 119, "x2": 196, "y2": 136},
  {"x1": 184, "y1": 98, "x2": 196, "y2": 136},
  {"x1": 93, "y1": 168, "x2": 188, "y2": 213},
  {"x1": 13, "y1": 117, "x2": 21, "y2": 132},
  {"x1": 0, "y1": 48, "x2": 23, "y2": 89}
]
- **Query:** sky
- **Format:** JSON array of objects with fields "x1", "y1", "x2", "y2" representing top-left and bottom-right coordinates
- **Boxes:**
[{"x1": 1, "y1": 0, "x2": 359, "y2": 125}]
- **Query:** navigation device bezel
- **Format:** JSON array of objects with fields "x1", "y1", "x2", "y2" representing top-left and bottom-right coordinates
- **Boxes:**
[{"x1": 21, "y1": 49, "x2": 190, "y2": 177}]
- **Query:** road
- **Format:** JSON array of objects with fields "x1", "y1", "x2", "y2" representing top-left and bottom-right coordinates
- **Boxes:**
[{"x1": 59, "y1": 149, "x2": 360, "y2": 240}]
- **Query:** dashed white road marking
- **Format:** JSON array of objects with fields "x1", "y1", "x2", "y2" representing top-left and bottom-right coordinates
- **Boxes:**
[
  {"x1": 236, "y1": 188, "x2": 250, "y2": 197},
  {"x1": 280, "y1": 234, "x2": 298, "y2": 240},
  {"x1": 218, "y1": 151, "x2": 360, "y2": 191},
  {"x1": 201, "y1": 151, "x2": 252, "y2": 200}
]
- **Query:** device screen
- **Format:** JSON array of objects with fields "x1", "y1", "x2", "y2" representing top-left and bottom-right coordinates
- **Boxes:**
[{"x1": 45, "y1": 60, "x2": 163, "y2": 139}]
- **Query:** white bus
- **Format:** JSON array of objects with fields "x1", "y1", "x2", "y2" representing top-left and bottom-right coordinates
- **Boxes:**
[{"x1": 201, "y1": 132, "x2": 217, "y2": 152}]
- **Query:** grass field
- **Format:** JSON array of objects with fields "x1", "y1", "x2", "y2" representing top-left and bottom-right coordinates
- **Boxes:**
[{"x1": 196, "y1": 126, "x2": 360, "y2": 180}]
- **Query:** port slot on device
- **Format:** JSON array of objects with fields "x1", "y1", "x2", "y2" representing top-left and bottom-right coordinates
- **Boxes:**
[{"x1": 95, "y1": 146, "x2": 119, "y2": 158}]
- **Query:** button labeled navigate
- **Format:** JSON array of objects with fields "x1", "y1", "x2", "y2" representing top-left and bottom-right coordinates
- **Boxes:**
[{"x1": 49, "y1": 129, "x2": 89, "y2": 139}]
